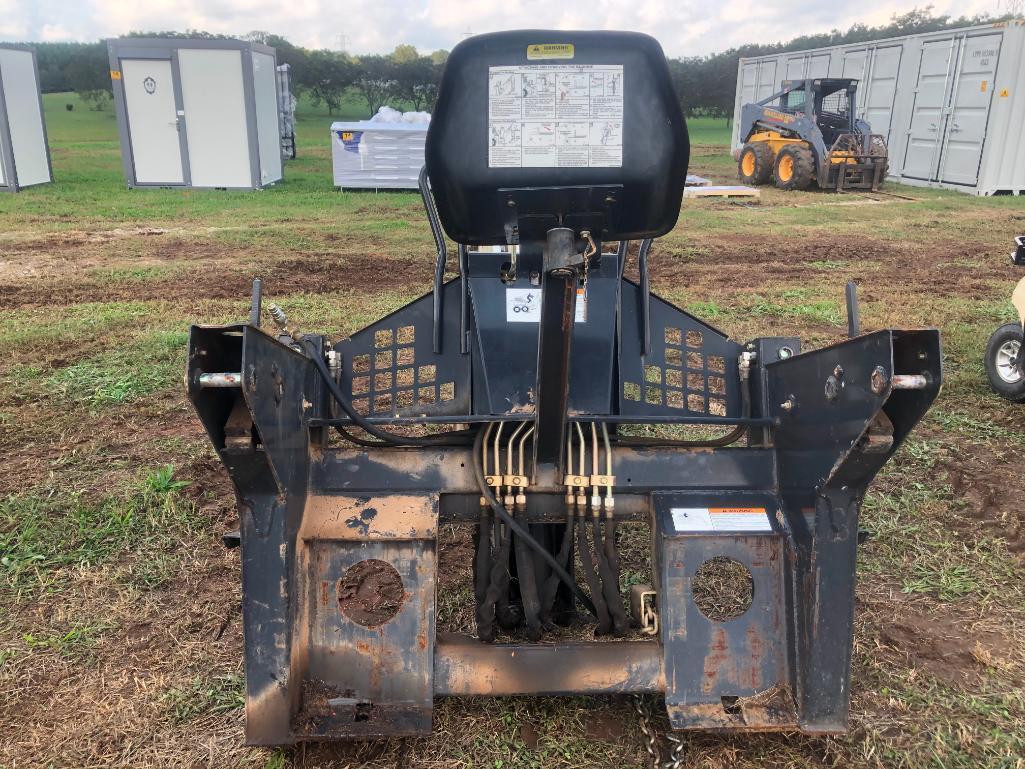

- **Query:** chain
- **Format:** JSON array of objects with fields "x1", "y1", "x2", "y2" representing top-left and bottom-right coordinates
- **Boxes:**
[
  {"x1": 632, "y1": 695, "x2": 687, "y2": 769},
  {"x1": 663, "y1": 732, "x2": 686, "y2": 769},
  {"x1": 633, "y1": 695, "x2": 662, "y2": 768}
]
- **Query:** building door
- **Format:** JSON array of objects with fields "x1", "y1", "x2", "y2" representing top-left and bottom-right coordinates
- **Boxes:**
[
  {"x1": 121, "y1": 58, "x2": 184, "y2": 185},
  {"x1": 939, "y1": 33, "x2": 1001, "y2": 186},
  {"x1": 902, "y1": 38, "x2": 958, "y2": 180}
]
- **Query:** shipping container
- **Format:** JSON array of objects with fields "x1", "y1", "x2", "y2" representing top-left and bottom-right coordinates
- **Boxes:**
[
  {"x1": 108, "y1": 37, "x2": 282, "y2": 190},
  {"x1": 732, "y1": 20, "x2": 1025, "y2": 195},
  {"x1": 0, "y1": 44, "x2": 52, "y2": 192}
]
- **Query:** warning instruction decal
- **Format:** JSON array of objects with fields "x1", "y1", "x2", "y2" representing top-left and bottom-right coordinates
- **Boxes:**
[
  {"x1": 488, "y1": 64, "x2": 623, "y2": 168},
  {"x1": 670, "y1": 507, "x2": 773, "y2": 533}
]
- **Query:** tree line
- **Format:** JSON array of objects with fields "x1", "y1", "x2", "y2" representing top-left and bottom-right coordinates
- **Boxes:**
[{"x1": 4, "y1": 7, "x2": 1012, "y2": 119}]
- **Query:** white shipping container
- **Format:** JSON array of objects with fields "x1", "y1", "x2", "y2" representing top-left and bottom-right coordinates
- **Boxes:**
[
  {"x1": 108, "y1": 37, "x2": 282, "y2": 190},
  {"x1": 0, "y1": 44, "x2": 53, "y2": 192},
  {"x1": 331, "y1": 121, "x2": 428, "y2": 190},
  {"x1": 732, "y1": 20, "x2": 1025, "y2": 195}
]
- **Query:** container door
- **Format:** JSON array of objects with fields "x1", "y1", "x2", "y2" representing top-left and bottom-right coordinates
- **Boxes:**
[
  {"x1": 807, "y1": 53, "x2": 831, "y2": 79},
  {"x1": 842, "y1": 49, "x2": 868, "y2": 80},
  {"x1": 938, "y1": 33, "x2": 1001, "y2": 186},
  {"x1": 756, "y1": 60, "x2": 778, "y2": 100},
  {"x1": 863, "y1": 45, "x2": 902, "y2": 145},
  {"x1": 785, "y1": 55, "x2": 806, "y2": 81},
  {"x1": 0, "y1": 48, "x2": 50, "y2": 187},
  {"x1": 902, "y1": 38, "x2": 957, "y2": 180},
  {"x1": 121, "y1": 58, "x2": 184, "y2": 185},
  {"x1": 740, "y1": 62, "x2": 758, "y2": 105},
  {"x1": 177, "y1": 48, "x2": 251, "y2": 188}
]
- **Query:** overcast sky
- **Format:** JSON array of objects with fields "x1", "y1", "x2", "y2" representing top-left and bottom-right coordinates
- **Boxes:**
[{"x1": 0, "y1": 0, "x2": 1004, "y2": 56}]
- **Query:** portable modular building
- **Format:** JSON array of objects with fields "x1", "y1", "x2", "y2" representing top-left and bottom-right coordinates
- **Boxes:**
[
  {"x1": 732, "y1": 20, "x2": 1025, "y2": 195},
  {"x1": 108, "y1": 37, "x2": 282, "y2": 190},
  {"x1": 0, "y1": 44, "x2": 52, "y2": 192},
  {"x1": 330, "y1": 119, "x2": 429, "y2": 190}
]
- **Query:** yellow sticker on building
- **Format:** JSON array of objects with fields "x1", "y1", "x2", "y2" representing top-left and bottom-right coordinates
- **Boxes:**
[
  {"x1": 1000, "y1": 88, "x2": 1009, "y2": 97},
  {"x1": 981, "y1": 80, "x2": 988, "y2": 92},
  {"x1": 526, "y1": 43, "x2": 574, "y2": 60},
  {"x1": 110, "y1": 70, "x2": 122, "y2": 80}
]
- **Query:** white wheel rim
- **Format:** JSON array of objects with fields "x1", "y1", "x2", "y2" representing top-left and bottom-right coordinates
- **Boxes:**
[{"x1": 995, "y1": 339, "x2": 1022, "y2": 384}]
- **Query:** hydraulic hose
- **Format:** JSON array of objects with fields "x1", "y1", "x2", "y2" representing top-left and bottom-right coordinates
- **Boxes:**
[
  {"x1": 303, "y1": 338, "x2": 470, "y2": 447},
  {"x1": 473, "y1": 509, "x2": 492, "y2": 609},
  {"x1": 540, "y1": 510, "x2": 575, "y2": 622},
  {"x1": 594, "y1": 515, "x2": 628, "y2": 636},
  {"x1": 577, "y1": 521, "x2": 611, "y2": 633},
  {"x1": 513, "y1": 526, "x2": 543, "y2": 641},
  {"x1": 472, "y1": 426, "x2": 598, "y2": 619}
]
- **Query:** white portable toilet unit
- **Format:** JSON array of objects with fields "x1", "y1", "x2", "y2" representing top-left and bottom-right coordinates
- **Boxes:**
[
  {"x1": 0, "y1": 44, "x2": 53, "y2": 192},
  {"x1": 732, "y1": 20, "x2": 1025, "y2": 195},
  {"x1": 108, "y1": 37, "x2": 282, "y2": 190}
]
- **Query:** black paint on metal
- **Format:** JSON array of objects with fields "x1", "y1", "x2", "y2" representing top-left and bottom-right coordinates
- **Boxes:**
[
  {"x1": 249, "y1": 278, "x2": 262, "y2": 328},
  {"x1": 420, "y1": 166, "x2": 448, "y2": 355},
  {"x1": 845, "y1": 281, "x2": 860, "y2": 338},
  {"x1": 638, "y1": 238, "x2": 652, "y2": 355},
  {"x1": 533, "y1": 227, "x2": 579, "y2": 468}
]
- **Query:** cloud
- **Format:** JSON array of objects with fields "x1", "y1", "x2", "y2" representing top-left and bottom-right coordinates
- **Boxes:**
[{"x1": 1, "y1": 0, "x2": 1006, "y2": 56}]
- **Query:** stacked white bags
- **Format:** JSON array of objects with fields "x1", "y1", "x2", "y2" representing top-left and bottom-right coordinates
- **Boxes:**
[{"x1": 331, "y1": 106, "x2": 431, "y2": 190}]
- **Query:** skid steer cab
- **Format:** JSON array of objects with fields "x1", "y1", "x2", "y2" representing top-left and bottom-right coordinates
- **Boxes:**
[
  {"x1": 737, "y1": 78, "x2": 888, "y2": 192},
  {"x1": 984, "y1": 236, "x2": 1025, "y2": 402},
  {"x1": 186, "y1": 30, "x2": 941, "y2": 745}
]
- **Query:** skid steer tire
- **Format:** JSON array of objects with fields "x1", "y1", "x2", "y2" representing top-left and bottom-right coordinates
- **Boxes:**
[
  {"x1": 738, "y1": 142, "x2": 773, "y2": 185},
  {"x1": 774, "y1": 145, "x2": 814, "y2": 191},
  {"x1": 985, "y1": 323, "x2": 1025, "y2": 402}
]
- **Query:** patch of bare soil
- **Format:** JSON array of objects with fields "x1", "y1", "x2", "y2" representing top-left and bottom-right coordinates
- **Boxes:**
[
  {"x1": 942, "y1": 449, "x2": 1025, "y2": 555},
  {"x1": 0, "y1": 249, "x2": 436, "y2": 308},
  {"x1": 874, "y1": 603, "x2": 1012, "y2": 687},
  {"x1": 646, "y1": 234, "x2": 1006, "y2": 299}
]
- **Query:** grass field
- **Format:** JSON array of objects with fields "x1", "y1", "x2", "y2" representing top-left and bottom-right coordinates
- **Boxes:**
[{"x1": 1, "y1": 92, "x2": 1024, "y2": 769}]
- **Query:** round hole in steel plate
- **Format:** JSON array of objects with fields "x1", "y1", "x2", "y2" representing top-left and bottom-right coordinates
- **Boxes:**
[
  {"x1": 691, "y1": 556, "x2": 753, "y2": 622},
  {"x1": 337, "y1": 558, "x2": 405, "y2": 628}
]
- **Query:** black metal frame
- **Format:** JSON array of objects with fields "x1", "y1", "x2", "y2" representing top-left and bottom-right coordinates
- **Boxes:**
[{"x1": 187, "y1": 241, "x2": 941, "y2": 742}]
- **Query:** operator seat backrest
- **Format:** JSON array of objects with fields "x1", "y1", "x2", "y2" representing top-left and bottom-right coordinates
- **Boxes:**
[{"x1": 426, "y1": 30, "x2": 689, "y2": 246}]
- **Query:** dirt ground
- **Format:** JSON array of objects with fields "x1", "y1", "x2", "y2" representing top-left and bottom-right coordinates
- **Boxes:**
[{"x1": 2, "y1": 140, "x2": 1025, "y2": 767}]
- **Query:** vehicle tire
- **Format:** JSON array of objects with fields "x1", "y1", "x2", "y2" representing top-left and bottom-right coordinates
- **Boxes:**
[
  {"x1": 984, "y1": 323, "x2": 1025, "y2": 402},
  {"x1": 773, "y1": 144, "x2": 815, "y2": 191},
  {"x1": 738, "y1": 142, "x2": 773, "y2": 185}
]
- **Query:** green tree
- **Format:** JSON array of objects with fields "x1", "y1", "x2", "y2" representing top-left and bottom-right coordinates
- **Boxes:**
[
  {"x1": 352, "y1": 55, "x2": 396, "y2": 116},
  {"x1": 391, "y1": 44, "x2": 419, "y2": 64},
  {"x1": 304, "y1": 50, "x2": 353, "y2": 115},
  {"x1": 391, "y1": 54, "x2": 439, "y2": 111},
  {"x1": 63, "y1": 47, "x2": 112, "y2": 110}
]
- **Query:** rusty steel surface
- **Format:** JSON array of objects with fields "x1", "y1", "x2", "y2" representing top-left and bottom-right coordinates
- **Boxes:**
[
  {"x1": 302, "y1": 494, "x2": 438, "y2": 540},
  {"x1": 291, "y1": 493, "x2": 439, "y2": 739},
  {"x1": 433, "y1": 635, "x2": 664, "y2": 696}
]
